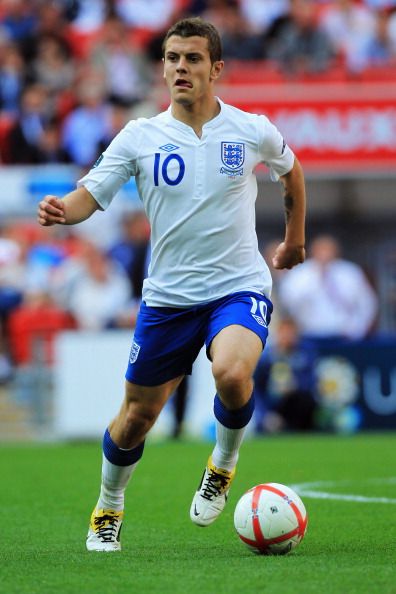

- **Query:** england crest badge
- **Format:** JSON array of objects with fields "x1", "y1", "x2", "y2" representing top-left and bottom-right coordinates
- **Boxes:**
[
  {"x1": 220, "y1": 142, "x2": 245, "y2": 176},
  {"x1": 129, "y1": 341, "x2": 140, "y2": 364}
]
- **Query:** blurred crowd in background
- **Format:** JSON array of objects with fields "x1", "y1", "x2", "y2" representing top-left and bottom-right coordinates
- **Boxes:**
[
  {"x1": 0, "y1": 214, "x2": 380, "y2": 435},
  {"x1": 0, "y1": 0, "x2": 396, "y2": 166},
  {"x1": 0, "y1": 0, "x2": 392, "y2": 435}
]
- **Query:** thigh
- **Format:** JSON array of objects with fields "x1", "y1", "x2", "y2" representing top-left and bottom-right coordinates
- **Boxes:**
[
  {"x1": 210, "y1": 324, "x2": 263, "y2": 379},
  {"x1": 125, "y1": 301, "x2": 205, "y2": 386},
  {"x1": 123, "y1": 375, "x2": 184, "y2": 413}
]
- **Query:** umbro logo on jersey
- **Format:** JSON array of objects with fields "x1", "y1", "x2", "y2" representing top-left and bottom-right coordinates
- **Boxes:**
[{"x1": 159, "y1": 143, "x2": 180, "y2": 152}]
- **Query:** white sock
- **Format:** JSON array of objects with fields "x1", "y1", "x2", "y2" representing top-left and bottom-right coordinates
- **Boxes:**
[
  {"x1": 211, "y1": 421, "x2": 247, "y2": 471},
  {"x1": 96, "y1": 454, "x2": 139, "y2": 511}
]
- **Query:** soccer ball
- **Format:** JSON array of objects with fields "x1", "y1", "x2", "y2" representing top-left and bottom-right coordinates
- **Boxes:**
[{"x1": 234, "y1": 483, "x2": 308, "y2": 555}]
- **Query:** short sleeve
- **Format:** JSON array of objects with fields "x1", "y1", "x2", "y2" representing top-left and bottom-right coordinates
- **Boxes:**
[
  {"x1": 77, "y1": 120, "x2": 140, "y2": 210},
  {"x1": 257, "y1": 115, "x2": 295, "y2": 182}
]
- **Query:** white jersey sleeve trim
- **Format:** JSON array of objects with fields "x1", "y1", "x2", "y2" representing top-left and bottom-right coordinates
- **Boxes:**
[{"x1": 256, "y1": 114, "x2": 295, "y2": 182}]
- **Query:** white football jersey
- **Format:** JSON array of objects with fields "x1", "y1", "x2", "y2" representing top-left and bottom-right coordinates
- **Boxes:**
[{"x1": 78, "y1": 99, "x2": 295, "y2": 307}]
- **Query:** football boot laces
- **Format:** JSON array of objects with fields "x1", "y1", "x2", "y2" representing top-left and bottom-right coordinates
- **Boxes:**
[
  {"x1": 93, "y1": 512, "x2": 121, "y2": 543},
  {"x1": 201, "y1": 467, "x2": 230, "y2": 501}
]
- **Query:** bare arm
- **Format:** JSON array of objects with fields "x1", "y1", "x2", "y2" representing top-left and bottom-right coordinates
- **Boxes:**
[
  {"x1": 37, "y1": 186, "x2": 99, "y2": 227},
  {"x1": 272, "y1": 157, "x2": 306, "y2": 270}
]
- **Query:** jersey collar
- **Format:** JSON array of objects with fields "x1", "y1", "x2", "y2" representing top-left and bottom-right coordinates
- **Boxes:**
[{"x1": 166, "y1": 97, "x2": 225, "y2": 135}]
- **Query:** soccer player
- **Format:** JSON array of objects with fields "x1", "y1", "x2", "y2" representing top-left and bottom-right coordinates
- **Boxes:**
[{"x1": 38, "y1": 17, "x2": 306, "y2": 551}]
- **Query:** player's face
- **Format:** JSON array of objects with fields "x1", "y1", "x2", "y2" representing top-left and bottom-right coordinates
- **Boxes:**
[{"x1": 163, "y1": 35, "x2": 223, "y2": 106}]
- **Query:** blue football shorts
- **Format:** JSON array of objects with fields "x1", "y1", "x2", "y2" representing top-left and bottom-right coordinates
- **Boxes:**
[{"x1": 125, "y1": 291, "x2": 273, "y2": 386}]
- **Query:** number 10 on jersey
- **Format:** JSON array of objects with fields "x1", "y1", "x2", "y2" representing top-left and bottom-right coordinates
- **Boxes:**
[{"x1": 154, "y1": 153, "x2": 185, "y2": 186}]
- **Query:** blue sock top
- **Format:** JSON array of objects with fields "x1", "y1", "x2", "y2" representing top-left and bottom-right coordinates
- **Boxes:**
[
  {"x1": 213, "y1": 394, "x2": 254, "y2": 429},
  {"x1": 102, "y1": 429, "x2": 145, "y2": 466}
]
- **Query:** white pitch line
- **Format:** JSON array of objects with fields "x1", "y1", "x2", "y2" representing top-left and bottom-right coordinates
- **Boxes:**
[
  {"x1": 294, "y1": 489, "x2": 396, "y2": 504},
  {"x1": 366, "y1": 477, "x2": 396, "y2": 485},
  {"x1": 291, "y1": 479, "x2": 396, "y2": 505}
]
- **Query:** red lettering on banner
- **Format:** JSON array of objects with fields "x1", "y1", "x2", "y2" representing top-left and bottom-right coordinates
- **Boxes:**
[
  {"x1": 214, "y1": 79, "x2": 396, "y2": 172},
  {"x1": 271, "y1": 108, "x2": 396, "y2": 152}
]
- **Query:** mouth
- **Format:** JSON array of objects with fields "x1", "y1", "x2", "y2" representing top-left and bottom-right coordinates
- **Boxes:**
[{"x1": 174, "y1": 79, "x2": 193, "y2": 89}]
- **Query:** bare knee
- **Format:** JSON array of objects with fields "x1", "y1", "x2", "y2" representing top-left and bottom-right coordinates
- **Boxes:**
[
  {"x1": 110, "y1": 377, "x2": 183, "y2": 448},
  {"x1": 124, "y1": 399, "x2": 159, "y2": 434},
  {"x1": 212, "y1": 360, "x2": 253, "y2": 403},
  {"x1": 112, "y1": 393, "x2": 163, "y2": 448}
]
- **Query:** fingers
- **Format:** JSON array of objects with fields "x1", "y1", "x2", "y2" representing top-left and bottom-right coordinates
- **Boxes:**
[
  {"x1": 37, "y1": 195, "x2": 66, "y2": 226},
  {"x1": 273, "y1": 258, "x2": 293, "y2": 270},
  {"x1": 272, "y1": 246, "x2": 305, "y2": 270},
  {"x1": 272, "y1": 255, "x2": 283, "y2": 270}
]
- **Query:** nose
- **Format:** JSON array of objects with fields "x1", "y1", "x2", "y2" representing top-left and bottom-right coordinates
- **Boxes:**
[{"x1": 176, "y1": 57, "x2": 188, "y2": 72}]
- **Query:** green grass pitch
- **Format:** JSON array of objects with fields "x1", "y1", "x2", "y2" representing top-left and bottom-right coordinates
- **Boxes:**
[{"x1": 1, "y1": 433, "x2": 396, "y2": 594}]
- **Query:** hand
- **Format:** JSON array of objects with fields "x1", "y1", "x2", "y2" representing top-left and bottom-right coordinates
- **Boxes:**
[
  {"x1": 272, "y1": 241, "x2": 305, "y2": 270},
  {"x1": 37, "y1": 195, "x2": 66, "y2": 226}
]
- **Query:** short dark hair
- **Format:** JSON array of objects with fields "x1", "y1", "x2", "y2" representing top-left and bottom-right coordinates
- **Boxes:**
[{"x1": 162, "y1": 17, "x2": 222, "y2": 63}]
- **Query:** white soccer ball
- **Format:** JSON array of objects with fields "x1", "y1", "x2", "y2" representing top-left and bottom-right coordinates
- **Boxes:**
[{"x1": 234, "y1": 483, "x2": 308, "y2": 555}]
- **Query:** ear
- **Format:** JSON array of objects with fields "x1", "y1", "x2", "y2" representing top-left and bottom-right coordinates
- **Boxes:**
[
  {"x1": 210, "y1": 60, "x2": 224, "y2": 82},
  {"x1": 162, "y1": 57, "x2": 166, "y2": 78}
]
